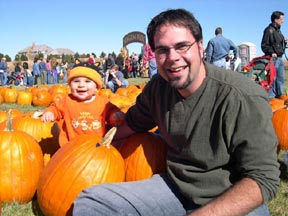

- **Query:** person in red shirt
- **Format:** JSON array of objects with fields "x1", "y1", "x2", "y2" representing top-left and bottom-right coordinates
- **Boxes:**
[
  {"x1": 87, "y1": 53, "x2": 96, "y2": 64},
  {"x1": 41, "y1": 61, "x2": 124, "y2": 146}
]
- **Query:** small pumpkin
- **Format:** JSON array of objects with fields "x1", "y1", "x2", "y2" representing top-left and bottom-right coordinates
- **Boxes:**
[
  {"x1": 0, "y1": 109, "x2": 23, "y2": 125},
  {"x1": 32, "y1": 90, "x2": 52, "y2": 106},
  {"x1": 97, "y1": 88, "x2": 113, "y2": 98},
  {"x1": 17, "y1": 90, "x2": 33, "y2": 105},
  {"x1": 3, "y1": 86, "x2": 18, "y2": 103},
  {"x1": 0, "y1": 94, "x2": 3, "y2": 104},
  {"x1": 37, "y1": 127, "x2": 125, "y2": 216}
]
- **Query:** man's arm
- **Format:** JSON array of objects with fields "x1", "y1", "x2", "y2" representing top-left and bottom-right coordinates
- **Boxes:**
[
  {"x1": 229, "y1": 41, "x2": 238, "y2": 60},
  {"x1": 205, "y1": 41, "x2": 213, "y2": 63},
  {"x1": 189, "y1": 178, "x2": 263, "y2": 216}
]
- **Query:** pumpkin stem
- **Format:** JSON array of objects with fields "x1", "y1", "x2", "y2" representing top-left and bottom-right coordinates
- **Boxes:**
[
  {"x1": 32, "y1": 111, "x2": 44, "y2": 119},
  {"x1": 100, "y1": 127, "x2": 117, "y2": 149},
  {"x1": 4, "y1": 109, "x2": 13, "y2": 132}
]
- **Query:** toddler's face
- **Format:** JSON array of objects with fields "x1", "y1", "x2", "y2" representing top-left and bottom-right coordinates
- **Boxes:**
[{"x1": 70, "y1": 77, "x2": 97, "y2": 101}]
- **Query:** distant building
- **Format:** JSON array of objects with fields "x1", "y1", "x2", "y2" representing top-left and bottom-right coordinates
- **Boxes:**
[{"x1": 17, "y1": 43, "x2": 75, "y2": 60}]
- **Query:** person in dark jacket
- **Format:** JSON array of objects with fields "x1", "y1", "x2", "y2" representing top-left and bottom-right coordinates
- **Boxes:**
[
  {"x1": 103, "y1": 53, "x2": 115, "y2": 74},
  {"x1": 261, "y1": 11, "x2": 288, "y2": 98}
]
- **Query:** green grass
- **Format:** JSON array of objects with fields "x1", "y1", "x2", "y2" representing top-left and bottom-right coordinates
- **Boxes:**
[{"x1": 1, "y1": 75, "x2": 288, "y2": 215}]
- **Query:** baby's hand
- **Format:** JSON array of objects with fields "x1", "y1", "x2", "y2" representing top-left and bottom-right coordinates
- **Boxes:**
[{"x1": 41, "y1": 112, "x2": 55, "y2": 122}]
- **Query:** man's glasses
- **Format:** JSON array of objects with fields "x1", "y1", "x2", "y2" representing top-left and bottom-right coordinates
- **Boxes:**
[{"x1": 154, "y1": 41, "x2": 197, "y2": 58}]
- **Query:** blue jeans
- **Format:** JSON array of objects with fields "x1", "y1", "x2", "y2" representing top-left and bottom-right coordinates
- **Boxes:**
[
  {"x1": 25, "y1": 76, "x2": 34, "y2": 86},
  {"x1": 0, "y1": 72, "x2": 4, "y2": 85},
  {"x1": 47, "y1": 70, "x2": 51, "y2": 84},
  {"x1": 40, "y1": 70, "x2": 48, "y2": 84},
  {"x1": 107, "y1": 79, "x2": 129, "y2": 93},
  {"x1": 62, "y1": 69, "x2": 67, "y2": 83},
  {"x1": 213, "y1": 57, "x2": 226, "y2": 68},
  {"x1": 1, "y1": 71, "x2": 8, "y2": 85},
  {"x1": 149, "y1": 60, "x2": 158, "y2": 79},
  {"x1": 73, "y1": 174, "x2": 270, "y2": 216},
  {"x1": 269, "y1": 57, "x2": 285, "y2": 98}
]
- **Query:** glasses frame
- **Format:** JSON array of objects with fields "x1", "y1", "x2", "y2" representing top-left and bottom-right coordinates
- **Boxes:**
[{"x1": 154, "y1": 41, "x2": 197, "y2": 58}]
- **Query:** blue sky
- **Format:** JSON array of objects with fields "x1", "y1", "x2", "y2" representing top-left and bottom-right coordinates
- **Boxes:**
[{"x1": 1, "y1": 0, "x2": 287, "y2": 58}]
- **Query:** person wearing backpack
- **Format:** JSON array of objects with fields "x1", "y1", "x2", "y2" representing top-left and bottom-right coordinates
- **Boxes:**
[{"x1": 261, "y1": 11, "x2": 288, "y2": 99}]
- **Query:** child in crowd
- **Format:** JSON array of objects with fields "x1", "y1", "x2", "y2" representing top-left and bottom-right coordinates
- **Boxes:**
[
  {"x1": 51, "y1": 62, "x2": 59, "y2": 84},
  {"x1": 41, "y1": 61, "x2": 124, "y2": 146},
  {"x1": 22, "y1": 62, "x2": 34, "y2": 86}
]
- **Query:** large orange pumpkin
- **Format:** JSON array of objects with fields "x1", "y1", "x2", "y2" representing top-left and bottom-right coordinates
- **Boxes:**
[
  {"x1": 119, "y1": 132, "x2": 167, "y2": 181},
  {"x1": 0, "y1": 110, "x2": 44, "y2": 203},
  {"x1": 12, "y1": 111, "x2": 60, "y2": 155},
  {"x1": 272, "y1": 108, "x2": 288, "y2": 150},
  {"x1": 37, "y1": 127, "x2": 125, "y2": 216}
]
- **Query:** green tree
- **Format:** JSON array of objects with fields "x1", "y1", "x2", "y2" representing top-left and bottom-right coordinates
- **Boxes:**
[
  {"x1": 0, "y1": 53, "x2": 11, "y2": 61},
  {"x1": 4, "y1": 55, "x2": 11, "y2": 62},
  {"x1": 74, "y1": 52, "x2": 80, "y2": 59},
  {"x1": 15, "y1": 54, "x2": 20, "y2": 61},
  {"x1": 100, "y1": 52, "x2": 106, "y2": 58},
  {"x1": 38, "y1": 53, "x2": 44, "y2": 59},
  {"x1": 20, "y1": 54, "x2": 28, "y2": 61}
]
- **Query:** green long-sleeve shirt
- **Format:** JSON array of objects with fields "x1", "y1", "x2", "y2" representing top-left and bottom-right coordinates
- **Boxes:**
[{"x1": 126, "y1": 63, "x2": 280, "y2": 205}]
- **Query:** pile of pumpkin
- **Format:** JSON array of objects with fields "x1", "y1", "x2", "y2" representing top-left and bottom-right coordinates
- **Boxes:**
[
  {"x1": 0, "y1": 84, "x2": 167, "y2": 216},
  {"x1": 0, "y1": 83, "x2": 145, "y2": 108},
  {"x1": 269, "y1": 95, "x2": 288, "y2": 153}
]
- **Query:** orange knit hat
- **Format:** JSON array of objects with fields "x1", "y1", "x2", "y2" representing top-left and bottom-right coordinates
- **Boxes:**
[{"x1": 68, "y1": 66, "x2": 102, "y2": 88}]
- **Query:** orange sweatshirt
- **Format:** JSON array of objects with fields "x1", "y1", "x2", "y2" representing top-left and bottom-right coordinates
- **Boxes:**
[{"x1": 44, "y1": 94, "x2": 120, "y2": 146}]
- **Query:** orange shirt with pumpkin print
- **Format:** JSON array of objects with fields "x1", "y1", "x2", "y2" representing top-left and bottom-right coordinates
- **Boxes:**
[{"x1": 44, "y1": 94, "x2": 121, "y2": 146}]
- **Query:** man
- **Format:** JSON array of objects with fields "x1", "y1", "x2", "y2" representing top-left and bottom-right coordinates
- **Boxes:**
[
  {"x1": 73, "y1": 9, "x2": 280, "y2": 216},
  {"x1": 205, "y1": 27, "x2": 238, "y2": 68},
  {"x1": 261, "y1": 11, "x2": 287, "y2": 99},
  {"x1": 104, "y1": 64, "x2": 128, "y2": 93},
  {"x1": 0, "y1": 57, "x2": 8, "y2": 86},
  {"x1": 39, "y1": 58, "x2": 48, "y2": 84}
]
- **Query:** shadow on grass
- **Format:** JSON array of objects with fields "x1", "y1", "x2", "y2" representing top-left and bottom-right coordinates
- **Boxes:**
[{"x1": 279, "y1": 160, "x2": 288, "y2": 182}]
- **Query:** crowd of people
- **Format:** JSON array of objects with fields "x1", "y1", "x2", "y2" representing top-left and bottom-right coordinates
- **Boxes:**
[
  {"x1": 0, "y1": 49, "x2": 156, "y2": 90},
  {"x1": 0, "y1": 57, "x2": 72, "y2": 87}
]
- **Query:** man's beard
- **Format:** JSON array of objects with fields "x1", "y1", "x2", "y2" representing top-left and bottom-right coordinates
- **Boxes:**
[{"x1": 169, "y1": 74, "x2": 192, "y2": 90}]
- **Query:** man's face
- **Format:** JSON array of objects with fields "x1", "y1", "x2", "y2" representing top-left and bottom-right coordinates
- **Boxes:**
[
  {"x1": 275, "y1": 15, "x2": 284, "y2": 26},
  {"x1": 153, "y1": 24, "x2": 205, "y2": 97}
]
